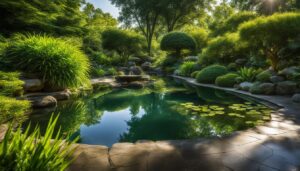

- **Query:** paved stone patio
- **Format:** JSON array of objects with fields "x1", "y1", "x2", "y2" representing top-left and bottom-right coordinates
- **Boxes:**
[{"x1": 67, "y1": 76, "x2": 300, "y2": 171}]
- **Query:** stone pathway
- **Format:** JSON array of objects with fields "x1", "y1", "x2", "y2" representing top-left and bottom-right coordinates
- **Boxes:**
[{"x1": 68, "y1": 76, "x2": 300, "y2": 171}]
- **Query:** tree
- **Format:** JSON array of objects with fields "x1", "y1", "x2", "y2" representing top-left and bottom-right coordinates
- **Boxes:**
[
  {"x1": 230, "y1": 0, "x2": 300, "y2": 15},
  {"x1": 200, "y1": 33, "x2": 249, "y2": 65},
  {"x1": 159, "y1": 0, "x2": 208, "y2": 32},
  {"x1": 160, "y1": 32, "x2": 196, "y2": 57},
  {"x1": 209, "y1": 1, "x2": 235, "y2": 31},
  {"x1": 102, "y1": 29, "x2": 146, "y2": 65},
  {"x1": 212, "y1": 11, "x2": 257, "y2": 36},
  {"x1": 239, "y1": 12, "x2": 300, "y2": 71},
  {"x1": 182, "y1": 25, "x2": 209, "y2": 53},
  {"x1": 111, "y1": 0, "x2": 162, "y2": 56},
  {"x1": 0, "y1": 0, "x2": 85, "y2": 36}
]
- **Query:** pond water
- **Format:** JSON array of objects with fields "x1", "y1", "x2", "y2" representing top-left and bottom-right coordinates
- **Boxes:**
[{"x1": 24, "y1": 78, "x2": 273, "y2": 147}]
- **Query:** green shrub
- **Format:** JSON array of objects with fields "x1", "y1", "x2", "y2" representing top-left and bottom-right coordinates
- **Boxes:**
[
  {"x1": 196, "y1": 65, "x2": 228, "y2": 84},
  {"x1": 0, "y1": 115, "x2": 77, "y2": 171},
  {"x1": 0, "y1": 71, "x2": 24, "y2": 96},
  {"x1": 160, "y1": 32, "x2": 196, "y2": 57},
  {"x1": 238, "y1": 67, "x2": 261, "y2": 82},
  {"x1": 0, "y1": 96, "x2": 30, "y2": 124},
  {"x1": 256, "y1": 70, "x2": 272, "y2": 82},
  {"x1": 3, "y1": 35, "x2": 90, "y2": 89},
  {"x1": 107, "y1": 68, "x2": 118, "y2": 76},
  {"x1": 92, "y1": 68, "x2": 105, "y2": 77},
  {"x1": 215, "y1": 73, "x2": 239, "y2": 87},
  {"x1": 191, "y1": 71, "x2": 200, "y2": 78},
  {"x1": 178, "y1": 62, "x2": 196, "y2": 77},
  {"x1": 199, "y1": 33, "x2": 249, "y2": 65}
]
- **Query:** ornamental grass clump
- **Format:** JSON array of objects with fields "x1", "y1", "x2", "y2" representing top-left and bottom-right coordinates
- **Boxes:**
[
  {"x1": 4, "y1": 35, "x2": 90, "y2": 89},
  {"x1": 0, "y1": 71, "x2": 24, "y2": 96},
  {"x1": 0, "y1": 115, "x2": 78, "y2": 171},
  {"x1": 0, "y1": 95, "x2": 30, "y2": 124}
]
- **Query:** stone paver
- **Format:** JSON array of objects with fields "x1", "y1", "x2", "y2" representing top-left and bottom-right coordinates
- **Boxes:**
[{"x1": 68, "y1": 76, "x2": 300, "y2": 171}]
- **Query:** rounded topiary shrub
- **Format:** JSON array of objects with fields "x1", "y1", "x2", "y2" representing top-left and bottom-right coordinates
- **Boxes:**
[
  {"x1": 256, "y1": 70, "x2": 272, "y2": 82},
  {"x1": 215, "y1": 73, "x2": 239, "y2": 87},
  {"x1": 196, "y1": 65, "x2": 228, "y2": 84},
  {"x1": 4, "y1": 35, "x2": 90, "y2": 89},
  {"x1": 160, "y1": 32, "x2": 196, "y2": 56}
]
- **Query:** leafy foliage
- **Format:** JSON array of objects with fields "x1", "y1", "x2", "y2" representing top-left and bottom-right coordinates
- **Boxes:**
[
  {"x1": 200, "y1": 33, "x2": 248, "y2": 65},
  {"x1": 196, "y1": 65, "x2": 228, "y2": 84},
  {"x1": 237, "y1": 67, "x2": 261, "y2": 82},
  {"x1": 215, "y1": 73, "x2": 239, "y2": 87},
  {"x1": 239, "y1": 12, "x2": 300, "y2": 71},
  {"x1": 182, "y1": 26, "x2": 209, "y2": 53},
  {"x1": 178, "y1": 62, "x2": 197, "y2": 77},
  {"x1": 0, "y1": 115, "x2": 77, "y2": 171},
  {"x1": 3, "y1": 35, "x2": 90, "y2": 89},
  {"x1": 102, "y1": 29, "x2": 146, "y2": 64},
  {"x1": 212, "y1": 11, "x2": 257, "y2": 36}
]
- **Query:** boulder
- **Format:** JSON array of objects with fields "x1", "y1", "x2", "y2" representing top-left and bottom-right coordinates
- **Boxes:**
[
  {"x1": 235, "y1": 58, "x2": 247, "y2": 65},
  {"x1": 250, "y1": 83, "x2": 275, "y2": 95},
  {"x1": 276, "y1": 81, "x2": 297, "y2": 95},
  {"x1": 292, "y1": 94, "x2": 300, "y2": 103},
  {"x1": 23, "y1": 79, "x2": 44, "y2": 92},
  {"x1": 238, "y1": 82, "x2": 254, "y2": 91},
  {"x1": 128, "y1": 61, "x2": 136, "y2": 67},
  {"x1": 129, "y1": 66, "x2": 143, "y2": 75},
  {"x1": 278, "y1": 66, "x2": 299, "y2": 78},
  {"x1": 28, "y1": 95, "x2": 57, "y2": 108},
  {"x1": 270, "y1": 76, "x2": 285, "y2": 83}
]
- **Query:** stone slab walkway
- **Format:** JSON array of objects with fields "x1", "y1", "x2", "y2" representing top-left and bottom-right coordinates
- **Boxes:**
[{"x1": 67, "y1": 76, "x2": 300, "y2": 171}]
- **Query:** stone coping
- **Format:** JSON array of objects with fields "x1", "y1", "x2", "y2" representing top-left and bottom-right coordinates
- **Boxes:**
[{"x1": 68, "y1": 76, "x2": 300, "y2": 171}]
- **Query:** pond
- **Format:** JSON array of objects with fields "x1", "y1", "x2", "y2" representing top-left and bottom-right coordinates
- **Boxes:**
[{"x1": 23, "y1": 78, "x2": 273, "y2": 147}]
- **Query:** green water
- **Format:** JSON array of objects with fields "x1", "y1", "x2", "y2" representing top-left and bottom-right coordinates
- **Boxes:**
[{"x1": 24, "y1": 79, "x2": 273, "y2": 146}]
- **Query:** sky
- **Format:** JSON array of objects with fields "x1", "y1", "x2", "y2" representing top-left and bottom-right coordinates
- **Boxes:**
[{"x1": 86, "y1": 0, "x2": 120, "y2": 19}]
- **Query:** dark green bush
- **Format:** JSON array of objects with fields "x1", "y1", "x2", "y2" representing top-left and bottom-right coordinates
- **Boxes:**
[
  {"x1": 215, "y1": 73, "x2": 239, "y2": 87},
  {"x1": 102, "y1": 29, "x2": 146, "y2": 64},
  {"x1": 0, "y1": 71, "x2": 24, "y2": 96},
  {"x1": 256, "y1": 70, "x2": 272, "y2": 82},
  {"x1": 3, "y1": 35, "x2": 90, "y2": 89},
  {"x1": 182, "y1": 26, "x2": 209, "y2": 53},
  {"x1": 178, "y1": 62, "x2": 197, "y2": 77},
  {"x1": 160, "y1": 32, "x2": 196, "y2": 57},
  {"x1": 196, "y1": 65, "x2": 228, "y2": 84}
]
